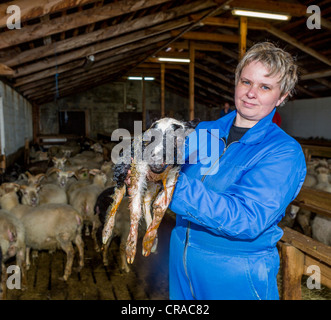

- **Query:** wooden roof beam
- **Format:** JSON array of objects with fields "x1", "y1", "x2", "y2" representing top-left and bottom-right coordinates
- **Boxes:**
[
  {"x1": 14, "y1": 34, "x2": 171, "y2": 86},
  {"x1": 1, "y1": 0, "x2": 215, "y2": 67},
  {"x1": 171, "y1": 30, "x2": 239, "y2": 43},
  {"x1": 0, "y1": 0, "x2": 171, "y2": 50},
  {"x1": 0, "y1": 0, "x2": 99, "y2": 28},
  {"x1": 192, "y1": 15, "x2": 331, "y2": 67},
  {"x1": 301, "y1": 69, "x2": 331, "y2": 81},
  {"x1": 0, "y1": 63, "x2": 14, "y2": 76}
]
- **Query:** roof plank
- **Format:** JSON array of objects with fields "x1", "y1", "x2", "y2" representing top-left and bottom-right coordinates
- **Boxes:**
[
  {"x1": 0, "y1": 0, "x2": 99, "y2": 28},
  {"x1": 0, "y1": 0, "x2": 171, "y2": 50}
]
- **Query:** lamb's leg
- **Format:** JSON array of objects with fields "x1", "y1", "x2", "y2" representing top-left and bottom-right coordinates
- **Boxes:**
[
  {"x1": 142, "y1": 169, "x2": 179, "y2": 257},
  {"x1": 16, "y1": 247, "x2": 27, "y2": 290},
  {"x1": 102, "y1": 185, "x2": 126, "y2": 245},
  {"x1": 0, "y1": 263, "x2": 7, "y2": 300},
  {"x1": 73, "y1": 233, "x2": 84, "y2": 271},
  {"x1": 142, "y1": 182, "x2": 161, "y2": 253},
  {"x1": 119, "y1": 241, "x2": 130, "y2": 273},
  {"x1": 126, "y1": 166, "x2": 147, "y2": 264},
  {"x1": 57, "y1": 234, "x2": 74, "y2": 281},
  {"x1": 25, "y1": 247, "x2": 31, "y2": 270},
  {"x1": 102, "y1": 236, "x2": 112, "y2": 266},
  {"x1": 91, "y1": 218, "x2": 101, "y2": 252}
]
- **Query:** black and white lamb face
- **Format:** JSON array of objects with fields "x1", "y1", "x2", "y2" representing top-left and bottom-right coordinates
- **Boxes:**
[{"x1": 143, "y1": 117, "x2": 199, "y2": 173}]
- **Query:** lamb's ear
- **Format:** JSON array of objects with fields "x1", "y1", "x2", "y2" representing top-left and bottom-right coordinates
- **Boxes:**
[{"x1": 185, "y1": 118, "x2": 200, "y2": 129}]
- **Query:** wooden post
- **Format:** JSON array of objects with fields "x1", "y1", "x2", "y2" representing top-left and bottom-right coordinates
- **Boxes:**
[
  {"x1": 142, "y1": 75, "x2": 146, "y2": 131},
  {"x1": 160, "y1": 63, "x2": 165, "y2": 118},
  {"x1": 24, "y1": 138, "x2": 30, "y2": 166},
  {"x1": 239, "y1": 16, "x2": 247, "y2": 60},
  {"x1": 32, "y1": 103, "x2": 40, "y2": 144},
  {"x1": 0, "y1": 154, "x2": 5, "y2": 174},
  {"x1": 189, "y1": 41, "x2": 195, "y2": 120},
  {"x1": 281, "y1": 243, "x2": 305, "y2": 300}
]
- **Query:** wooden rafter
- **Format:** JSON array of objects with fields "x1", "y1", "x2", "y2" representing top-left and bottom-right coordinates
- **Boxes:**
[
  {"x1": 0, "y1": 0, "x2": 99, "y2": 28},
  {"x1": 1, "y1": 0, "x2": 214, "y2": 67},
  {"x1": 0, "y1": 0, "x2": 171, "y2": 50},
  {"x1": 0, "y1": 63, "x2": 14, "y2": 76}
]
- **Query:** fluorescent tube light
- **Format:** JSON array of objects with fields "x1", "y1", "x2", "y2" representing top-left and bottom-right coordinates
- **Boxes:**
[
  {"x1": 232, "y1": 9, "x2": 290, "y2": 21},
  {"x1": 158, "y1": 57, "x2": 190, "y2": 63},
  {"x1": 127, "y1": 76, "x2": 155, "y2": 81}
]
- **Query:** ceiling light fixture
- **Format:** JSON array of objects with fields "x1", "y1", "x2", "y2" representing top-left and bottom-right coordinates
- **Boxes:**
[
  {"x1": 127, "y1": 76, "x2": 155, "y2": 81},
  {"x1": 158, "y1": 57, "x2": 190, "y2": 63},
  {"x1": 232, "y1": 9, "x2": 290, "y2": 21}
]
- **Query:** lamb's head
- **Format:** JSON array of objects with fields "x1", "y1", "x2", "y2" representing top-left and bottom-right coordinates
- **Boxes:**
[
  {"x1": 143, "y1": 117, "x2": 199, "y2": 174},
  {"x1": 20, "y1": 184, "x2": 40, "y2": 207},
  {"x1": 47, "y1": 168, "x2": 75, "y2": 188}
]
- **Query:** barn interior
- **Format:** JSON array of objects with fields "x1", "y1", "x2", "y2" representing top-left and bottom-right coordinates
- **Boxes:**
[{"x1": 0, "y1": 0, "x2": 330, "y2": 301}]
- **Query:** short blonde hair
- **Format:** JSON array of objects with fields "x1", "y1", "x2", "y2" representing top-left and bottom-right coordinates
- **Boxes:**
[{"x1": 235, "y1": 42, "x2": 298, "y2": 100}]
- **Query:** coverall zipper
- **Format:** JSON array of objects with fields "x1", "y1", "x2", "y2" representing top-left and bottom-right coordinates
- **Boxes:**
[{"x1": 183, "y1": 138, "x2": 238, "y2": 298}]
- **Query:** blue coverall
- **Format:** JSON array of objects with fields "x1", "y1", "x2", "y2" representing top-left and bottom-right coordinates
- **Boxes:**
[{"x1": 169, "y1": 109, "x2": 306, "y2": 300}]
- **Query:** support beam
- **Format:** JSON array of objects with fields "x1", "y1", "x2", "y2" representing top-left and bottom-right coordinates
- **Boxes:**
[
  {"x1": 160, "y1": 63, "x2": 165, "y2": 118},
  {"x1": 171, "y1": 30, "x2": 239, "y2": 43},
  {"x1": 1, "y1": 0, "x2": 215, "y2": 67},
  {"x1": 266, "y1": 26, "x2": 331, "y2": 67},
  {"x1": 189, "y1": 41, "x2": 195, "y2": 120},
  {"x1": 301, "y1": 69, "x2": 331, "y2": 80},
  {"x1": 191, "y1": 15, "x2": 331, "y2": 67},
  {"x1": 0, "y1": 63, "x2": 14, "y2": 76},
  {"x1": 0, "y1": 0, "x2": 171, "y2": 50},
  {"x1": 0, "y1": 0, "x2": 99, "y2": 28},
  {"x1": 142, "y1": 76, "x2": 146, "y2": 131},
  {"x1": 239, "y1": 16, "x2": 247, "y2": 60},
  {"x1": 281, "y1": 243, "x2": 304, "y2": 300}
]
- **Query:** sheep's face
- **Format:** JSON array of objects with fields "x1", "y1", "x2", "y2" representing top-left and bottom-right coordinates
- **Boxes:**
[
  {"x1": 20, "y1": 185, "x2": 40, "y2": 207},
  {"x1": 143, "y1": 118, "x2": 199, "y2": 174},
  {"x1": 57, "y1": 170, "x2": 75, "y2": 188}
]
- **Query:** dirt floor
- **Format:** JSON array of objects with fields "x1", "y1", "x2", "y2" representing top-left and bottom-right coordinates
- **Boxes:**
[{"x1": 4, "y1": 213, "x2": 331, "y2": 301}]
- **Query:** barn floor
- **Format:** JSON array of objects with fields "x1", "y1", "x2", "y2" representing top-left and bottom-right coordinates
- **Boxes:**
[
  {"x1": 6, "y1": 214, "x2": 176, "y2": 301},
  {"x1": 4, "y1": 212, "x2": 331, "y2": 301}
]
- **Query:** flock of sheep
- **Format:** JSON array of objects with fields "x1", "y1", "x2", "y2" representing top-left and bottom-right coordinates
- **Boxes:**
[
  {"x1": 0, "y1": 137, "x2": 330, "y2": 300},
  {"x1": 0, "y1": 139, "x2": 137, "y2": 299},
  {"x1": 280, "y1": 157, "x2": 331, "y2": 246}
]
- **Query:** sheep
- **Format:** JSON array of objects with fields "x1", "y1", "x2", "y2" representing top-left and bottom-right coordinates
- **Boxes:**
[
  {"x1": 37, "y1": 168, "x2": 76, "y2": 205},
  {"x1": 21, "y1": 204, "x2": 84, "y2": 280},
  {"x1": 67, "y1": 143, "x2": 105, "y2": 170},
  {"x1": 314, "y1": 165, "x2": 331, "y2": 193},
  {"x1": 66, "y1": 168, "x2": 91, "y2": 201},
  {"x1": 0, "y1": 208, "x2": 26, "y2": 299},
  {"x1": 0, "y1": 183, "x2": 84, "y2": 281},
  {"x1": 69, "y1": 169, "x2": 107, "y2": 252},
  {"x1": 102, "y1": 117, "x2": 199, "y2": 264},
  {"x1": 311, "y1": 215, "x2": 331, "y2": 246}
]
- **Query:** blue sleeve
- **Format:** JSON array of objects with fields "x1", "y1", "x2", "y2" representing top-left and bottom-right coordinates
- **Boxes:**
[{"x1": 169, "y1": 146, "x2": 306, "y2": 240}]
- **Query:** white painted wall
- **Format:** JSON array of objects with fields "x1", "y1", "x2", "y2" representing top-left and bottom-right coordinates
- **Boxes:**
[
  {"x1": 0, "y1": 81, "x2": 33, "y2": 157},
  {"x1": 278, "y1": 96, "x2": 331, "y2": 140}
]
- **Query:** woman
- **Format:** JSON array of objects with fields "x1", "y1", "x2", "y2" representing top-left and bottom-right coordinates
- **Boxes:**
[{"x1": 168, "y1": 42, "x2": 307, "y2": 300}]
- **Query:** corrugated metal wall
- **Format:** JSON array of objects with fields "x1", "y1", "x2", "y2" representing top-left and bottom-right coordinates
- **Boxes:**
[{"x1": 0, "y1": 81, "x2": 33, "y2": 157}]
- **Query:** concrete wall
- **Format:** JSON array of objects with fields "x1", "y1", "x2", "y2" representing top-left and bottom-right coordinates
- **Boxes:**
[
  {"x1": 278, "y1": 96, "x2": 331, "y2": 140},
  {"x1": 0, "y1": 81, "x2": 33, "y2": 160},
  {"x1": 39, "y1": 80, "x2": 212, "y2": 139}
]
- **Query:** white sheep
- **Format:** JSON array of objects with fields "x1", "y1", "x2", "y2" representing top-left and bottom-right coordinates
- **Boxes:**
[
  {"x1": 0, "y1": 208, "x2": 26, "y2": 299},
  {"x1": 311, "y1": 215, "x2": 331, "y2": 246},
  {"x1": 0, "y1": 183, "x2": 84, "y2": 281},
  {"x1": 69, "y1": 169, "x2": 107, "y2": 252}
]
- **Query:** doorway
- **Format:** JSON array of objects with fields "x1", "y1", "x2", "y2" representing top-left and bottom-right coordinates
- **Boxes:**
[{"x1": 58, "y1": 111, "x2": 86, "y2": 136}]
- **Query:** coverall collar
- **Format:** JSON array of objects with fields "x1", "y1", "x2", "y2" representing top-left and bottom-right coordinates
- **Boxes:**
[{"x1": 214, "y1": 108, "x2": 276, "y2": 145}]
